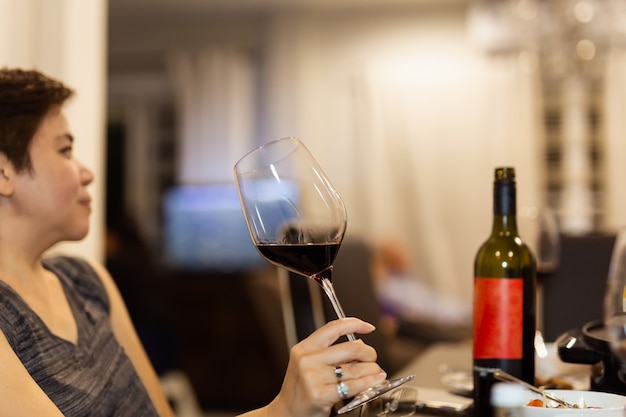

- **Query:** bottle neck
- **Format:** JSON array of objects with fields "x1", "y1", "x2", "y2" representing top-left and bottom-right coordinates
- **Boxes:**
[
  {"x1": 492, "y1": 214, "x2": 518, "y2": 234},
  {"x1": 492, "y1": 179, "x2": 518, "y2": 234}
]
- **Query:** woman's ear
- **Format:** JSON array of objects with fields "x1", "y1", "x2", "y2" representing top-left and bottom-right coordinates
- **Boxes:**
[{"x1": 0, "y1": 154, "x2": 15, "y2": 197}]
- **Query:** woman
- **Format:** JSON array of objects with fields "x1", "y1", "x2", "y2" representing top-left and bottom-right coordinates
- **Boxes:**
[{"x1": 0, "y1": 68, "x2": 386, "y2": 416}]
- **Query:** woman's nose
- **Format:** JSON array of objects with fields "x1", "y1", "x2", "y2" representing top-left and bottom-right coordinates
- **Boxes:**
[{"x1": 80, "y1": 161, "x2": 95, "y2": 185}]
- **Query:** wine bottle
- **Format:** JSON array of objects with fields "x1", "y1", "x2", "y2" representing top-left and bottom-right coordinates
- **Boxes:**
[{"x1": 472, "y1": 167, "x2": 536, "y2": 417}]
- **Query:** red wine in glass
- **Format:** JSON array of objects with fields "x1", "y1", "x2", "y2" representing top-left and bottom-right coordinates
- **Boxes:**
[{"x1": 256, "y1": 242, "x2": 341, "y2": 283}]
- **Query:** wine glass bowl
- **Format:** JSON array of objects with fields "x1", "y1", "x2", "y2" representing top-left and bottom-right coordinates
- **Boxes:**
[
  {"x1": 234, "y1": 137, "x2": 346, "y2": 261},
  {"x1": 536, "y1": 206, "x2": 560, "y2": 283}
]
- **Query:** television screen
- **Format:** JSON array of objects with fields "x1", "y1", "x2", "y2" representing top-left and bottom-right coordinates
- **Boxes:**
[{"x1": 162, "y1": 184, "x2": 266, "y2": 271}]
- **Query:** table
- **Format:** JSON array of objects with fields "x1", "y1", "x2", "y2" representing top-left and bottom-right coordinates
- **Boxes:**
[
  {"x1": 384, "y1": 338, "x2": 594, "y2": 416},
  {"x1": 392, "y1": 340, "x2": 474, "y2": 415},
  {"x1": 393, "y1": 340, "x2": 473, "y2": 391}
]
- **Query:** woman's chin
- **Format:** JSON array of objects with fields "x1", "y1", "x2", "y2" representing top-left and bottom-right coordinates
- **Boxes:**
[{"x1": 66, "y1": 226, "x2": 90, "y2": 242}]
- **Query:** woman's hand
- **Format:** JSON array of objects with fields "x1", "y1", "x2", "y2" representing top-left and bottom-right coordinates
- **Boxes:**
[{"x1": 240, "y1": 318, "x2": 387, "y2": 417}]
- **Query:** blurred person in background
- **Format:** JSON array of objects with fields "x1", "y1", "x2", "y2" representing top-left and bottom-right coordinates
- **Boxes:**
[
  {"x1": 372, "y1": 239, "x2": 472, "y2": 342},
  {"x1": 0, "y1": 67, "x2": 385, "y2": 417}
]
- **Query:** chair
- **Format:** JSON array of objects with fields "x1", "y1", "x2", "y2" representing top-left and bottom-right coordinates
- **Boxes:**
[{"x1": 542, "y1": 233, "x2": 616, "y2": 342}]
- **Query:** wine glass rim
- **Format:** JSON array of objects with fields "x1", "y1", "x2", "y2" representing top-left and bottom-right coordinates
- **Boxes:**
[{"x1": 234, "y1": 137, "x2": 303, "y2": 174}]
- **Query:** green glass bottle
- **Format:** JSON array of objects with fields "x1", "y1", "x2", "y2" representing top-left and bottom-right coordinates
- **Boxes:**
[{"x1": 472, "y1": 167, "x2": 536, "y2": 417}]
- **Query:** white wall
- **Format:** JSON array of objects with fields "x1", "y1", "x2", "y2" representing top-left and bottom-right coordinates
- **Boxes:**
[{"x1": 0, "y1": 0, "x2": 108, "y2": 262}]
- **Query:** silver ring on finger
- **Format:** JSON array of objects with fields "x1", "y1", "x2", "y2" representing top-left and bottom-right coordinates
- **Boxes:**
[{"x1": 336, "y1": 381, "x2": 349, "y2": 400}]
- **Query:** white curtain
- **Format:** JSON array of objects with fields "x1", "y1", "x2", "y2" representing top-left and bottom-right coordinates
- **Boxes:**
[
  {"x1": 260, "y1": 12, "x2": 544, "y2": 302},
  {"x1": 338, "y1": 55, "x2": 543, "y2": 300},
  {"x1": 167, "y1": 48, "x2": 256, "y2": 184}
]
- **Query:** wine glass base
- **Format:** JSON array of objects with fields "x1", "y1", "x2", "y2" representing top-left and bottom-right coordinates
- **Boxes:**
[{"x1": 337, "y1": 374, "x2": 416, "y2": 414}]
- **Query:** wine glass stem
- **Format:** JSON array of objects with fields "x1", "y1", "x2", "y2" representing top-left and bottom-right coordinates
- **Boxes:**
[{"x1": 318, "y1": 274, "x2": 357, "y2": 342}]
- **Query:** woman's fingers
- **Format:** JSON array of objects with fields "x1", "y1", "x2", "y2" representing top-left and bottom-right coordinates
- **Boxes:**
[
  {"x1": 329, "y1": 362, "x2": 383, "y2": 384},
  {"x1": 302, "y1": 317, "x2": 376, "y2": 349},
  {"x1": 331, "y1": 371, "x2": 388, "y2": 402},
  {"x1": 270, "y1": 318, "x2": 389, "y2": 416},
  {"x1": 289, "y1": 318, "x2": 383, "y2": 373},
  {"x1": 292, "y1": 334, "x2": 379, "y2": 369}
]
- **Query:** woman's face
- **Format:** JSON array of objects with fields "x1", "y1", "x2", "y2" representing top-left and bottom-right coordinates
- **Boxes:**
[{"x1": 12, "y1": 108, "x2": 94, "y2": 243}]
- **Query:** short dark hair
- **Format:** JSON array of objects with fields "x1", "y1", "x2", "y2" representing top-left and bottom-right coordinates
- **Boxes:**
[{"x1": 0, "y1": 68, "x2": 74, "y2": 172}]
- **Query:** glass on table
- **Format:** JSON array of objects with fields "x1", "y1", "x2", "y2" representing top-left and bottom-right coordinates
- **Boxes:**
[
  {"x1": 370, "y1": 387, "x2": 417, "y2": 416},
  {"x1": 604, "y1": 228, "x2": 626, "y2": 364},
  {"x1": 358, "y1": 387, "x2": 472, "y2": 417}
]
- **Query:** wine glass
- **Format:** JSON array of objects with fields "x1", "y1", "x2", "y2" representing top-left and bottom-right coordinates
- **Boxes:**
[
  {"x1": 535, "y1": 206, "x2": 560, "y2": 338},
  {"x1": 519, "y1": 205, "x2": 560, "y2": 337},
  {"x1": 536, "y1": 206, "x2": 560, "y2": 284},
  {"x1": 602, "y1": 228, "x2": 626, "y2": 395},
  {"x1": 604, "y1": 229, "x2": 626, "y2": 366},
  {"x1": 234, "y1": 136, "x2": 352, "y2": 340},
  {"x1": 234, "y1": 137, "x2": 414, "y2": 413}
]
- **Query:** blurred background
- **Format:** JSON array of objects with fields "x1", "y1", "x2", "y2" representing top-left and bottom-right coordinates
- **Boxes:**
[{"x1": 2, "y1": 0, "x2": 626, "y2": 415}]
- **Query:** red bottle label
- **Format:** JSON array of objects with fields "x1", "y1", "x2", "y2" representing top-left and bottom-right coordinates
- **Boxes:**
[{"x1": 473, "y1": 277, "x2": 523, "y2": 359}]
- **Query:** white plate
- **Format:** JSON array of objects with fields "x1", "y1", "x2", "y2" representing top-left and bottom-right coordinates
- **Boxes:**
[
  {"x1": 523, "y1": 389, "x2": 626, "y2": 416},
  {"x1": 440, "y1": 370, "x2": 590, "y2": 398},
  {"x1": 440, "y1": 371, "x2": 473, "y2": 397}
]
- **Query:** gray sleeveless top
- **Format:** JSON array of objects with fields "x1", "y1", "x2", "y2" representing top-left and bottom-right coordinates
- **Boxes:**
[{"x1": 0, "y1": 256, "x2": 159, "y2": 417}]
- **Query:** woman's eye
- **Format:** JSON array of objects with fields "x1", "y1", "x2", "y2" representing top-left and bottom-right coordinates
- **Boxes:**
[{"x1": 60, "y1": 146, "x2": 73, "y2": 157}]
